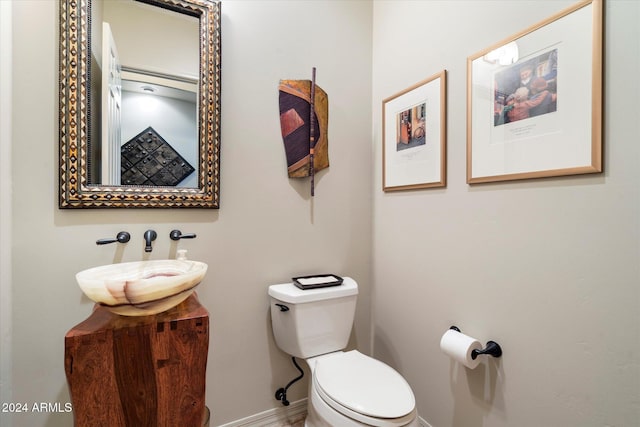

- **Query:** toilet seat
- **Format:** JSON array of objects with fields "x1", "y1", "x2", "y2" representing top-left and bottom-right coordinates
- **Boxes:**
[{"x1": 313, "y1": 351, "x2": 416, "y2": 426}]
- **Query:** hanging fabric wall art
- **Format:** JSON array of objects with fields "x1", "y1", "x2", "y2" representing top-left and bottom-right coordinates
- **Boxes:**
[{"x1": 278, "y1": 68, "x2": 329, "y2": 196}]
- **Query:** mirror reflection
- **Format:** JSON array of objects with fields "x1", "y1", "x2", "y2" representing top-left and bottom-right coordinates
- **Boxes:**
[
  {"x1": 90, "y1": 0, "x2": 199, "y2": 187},
  {"x1": 59, "y1": 0, "x2": 221, "y2": 208}
]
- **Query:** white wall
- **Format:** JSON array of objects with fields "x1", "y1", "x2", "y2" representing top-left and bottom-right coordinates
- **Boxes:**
[
  {"x1": 102, "y1": 0, "x2": 200, "y2": 78},
  {"x1": 372, "y1": 1, "x2": 640, "y2": 426},
  {"x1": 6, "y1": 1, "x2": 372, "y2": 426}
]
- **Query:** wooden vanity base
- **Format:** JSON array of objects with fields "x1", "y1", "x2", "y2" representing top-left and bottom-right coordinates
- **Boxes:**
[{"x1": 64, "y1": 294, "x2": 209, "y2": 427}]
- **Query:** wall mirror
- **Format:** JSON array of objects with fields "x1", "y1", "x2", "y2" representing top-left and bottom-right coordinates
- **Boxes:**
[{"x1": 59, "y1": 0, "x2": 221, "y2": 208}]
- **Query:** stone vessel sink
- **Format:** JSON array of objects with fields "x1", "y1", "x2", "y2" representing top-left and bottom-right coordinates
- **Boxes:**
[{"x1": 76, "y1": 260, "x2": 207, "y2": 316}]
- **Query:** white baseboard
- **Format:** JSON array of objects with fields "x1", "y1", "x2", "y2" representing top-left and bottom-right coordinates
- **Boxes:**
[
  {"x1": 216, "y1": 400, "x2": 432, "y2": 427},
  {"x1": 216, "y1": 398, "x2": 307, "y2": 427}
]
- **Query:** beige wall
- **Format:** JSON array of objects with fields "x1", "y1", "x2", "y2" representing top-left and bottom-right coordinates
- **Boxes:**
[
  {"x1": 1, "y1": 0, "x2": 13, "y2": 415},
  {"x1": 5, "y1": 1, "x2": 640, "y2": 427},
  {"x1": 372, "y1": 1, "x2": 640, "y2": 426},
  {"x1": 7, "y1": 1, "x2": 372, "y2": 426}
]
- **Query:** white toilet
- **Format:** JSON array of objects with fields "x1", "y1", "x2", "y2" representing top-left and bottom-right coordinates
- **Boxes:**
[{"x1": 269, "y1": 277, "x2": 419, "y2": 427}]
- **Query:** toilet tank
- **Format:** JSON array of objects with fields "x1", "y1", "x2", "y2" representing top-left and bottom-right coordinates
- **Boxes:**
[{"x1": 269, "y1": 277, "x2": 358, "y2": 359}]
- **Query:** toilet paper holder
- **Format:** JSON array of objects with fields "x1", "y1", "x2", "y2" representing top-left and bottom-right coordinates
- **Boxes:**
[{"x1": 449, "y1": 326, "x2": 502, "y2": 359}]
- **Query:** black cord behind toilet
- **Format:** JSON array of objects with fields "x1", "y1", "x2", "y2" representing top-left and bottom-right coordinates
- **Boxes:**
[{"x1": 275, "y1": 357, "x2": 304, "y2": 406}]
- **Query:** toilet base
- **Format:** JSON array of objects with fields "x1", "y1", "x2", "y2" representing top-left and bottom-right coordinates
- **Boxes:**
[{"x1": 305, "y1": 380, "x2": 358, "y2": 427}]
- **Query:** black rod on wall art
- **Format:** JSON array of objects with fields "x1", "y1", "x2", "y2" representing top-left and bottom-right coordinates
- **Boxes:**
[{"x1": 309, "y1": 67, "x2": 316, "y2": 197}]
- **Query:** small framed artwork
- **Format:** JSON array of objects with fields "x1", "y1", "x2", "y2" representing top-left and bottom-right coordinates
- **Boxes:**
[
  {"x1": 467, "y1": 0, "x2": 603, "y2": 184},
  {"x1": 383, "y1": 70, "x2": 447, "y2": 191}
]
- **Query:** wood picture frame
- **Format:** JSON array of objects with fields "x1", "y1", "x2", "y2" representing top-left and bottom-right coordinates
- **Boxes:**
[
  {"x1": 467, "y1": 0, "x2": 603, "y2": 184},
  {"x1": 383, "y1": 70, "x2": 447, "y2": 191}
]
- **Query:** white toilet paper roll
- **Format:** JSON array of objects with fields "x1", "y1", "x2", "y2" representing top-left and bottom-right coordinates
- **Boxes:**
[{"x1": 440, "y1": 329, "x2": 483, "y2": 369}]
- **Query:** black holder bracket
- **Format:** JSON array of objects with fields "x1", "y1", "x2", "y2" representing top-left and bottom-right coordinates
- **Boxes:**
[
  {"x1": 471, "y1": 341, "x2": 502, "y2": 360},
  {"x1": 449, "y1": 326, "x2": 503, "y2": 360}
]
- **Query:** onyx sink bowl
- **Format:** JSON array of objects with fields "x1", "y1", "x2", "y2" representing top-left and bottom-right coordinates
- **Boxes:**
[{"x1": 76, "y1": 260, "x2": 207, "y2": 316}]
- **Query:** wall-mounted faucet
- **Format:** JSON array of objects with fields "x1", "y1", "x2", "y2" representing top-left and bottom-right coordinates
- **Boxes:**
[
  {"x1": 96, "y1": 231, "x2": 131, "y2": 245},
  {"x1": 144, "y1": 230, "x2": 157, "y2": 253}
]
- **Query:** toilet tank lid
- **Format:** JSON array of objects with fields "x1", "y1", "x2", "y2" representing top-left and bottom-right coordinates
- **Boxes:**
[{"x1": 269, "y1": 277, "x2": 358, "y2": 303}]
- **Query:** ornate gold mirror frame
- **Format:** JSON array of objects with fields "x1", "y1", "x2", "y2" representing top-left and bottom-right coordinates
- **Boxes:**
[{"x1": 59, "y1": 0, "x2": 221, "y2": 208}]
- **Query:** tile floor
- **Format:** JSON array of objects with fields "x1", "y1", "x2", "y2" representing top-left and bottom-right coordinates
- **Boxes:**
[{"x1": 277, "y1": 414, "x2": 306, "y2": 427}]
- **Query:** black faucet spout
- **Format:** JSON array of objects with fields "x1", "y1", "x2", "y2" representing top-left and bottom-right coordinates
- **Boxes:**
[{"x1": 144, "y1": 229, "x2": 157, "y2": 252}]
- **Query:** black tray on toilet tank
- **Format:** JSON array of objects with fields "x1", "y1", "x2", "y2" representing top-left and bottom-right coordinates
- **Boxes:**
[{"x1": 292, "y1": 274, "x2": 344, "y2": 290}]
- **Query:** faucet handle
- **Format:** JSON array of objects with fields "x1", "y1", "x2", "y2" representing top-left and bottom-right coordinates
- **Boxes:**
[
  {"x1": 96, "y1": 231, "x2": 131, "y2": 245},
  {"x1": 169, "y1": 230, "x2": 197, "y2": 241}
]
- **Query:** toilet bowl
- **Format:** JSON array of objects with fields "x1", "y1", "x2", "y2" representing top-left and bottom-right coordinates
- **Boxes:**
[
  {"x1": 306, "y1": 351, "x2": 419, "y2": 427},
  {"x1": 268, "y1": 278, "x2": 419, "y2": 427}
]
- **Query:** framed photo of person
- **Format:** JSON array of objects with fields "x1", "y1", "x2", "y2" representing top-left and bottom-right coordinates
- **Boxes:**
[
  {"x1": 467, "y1": 0, "x2": 602, "y2": 184},
  {"x1": 383, "y1": 70, "x2": 447, "y2": 191}
]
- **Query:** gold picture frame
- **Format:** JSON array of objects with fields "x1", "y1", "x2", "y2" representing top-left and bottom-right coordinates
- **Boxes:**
[
  {"x1": 467, "y1": 0, "x2": 602, "y2": 184},
  {"x1": 383, "y1": 70, "x2": 447, "y2": 191}
]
